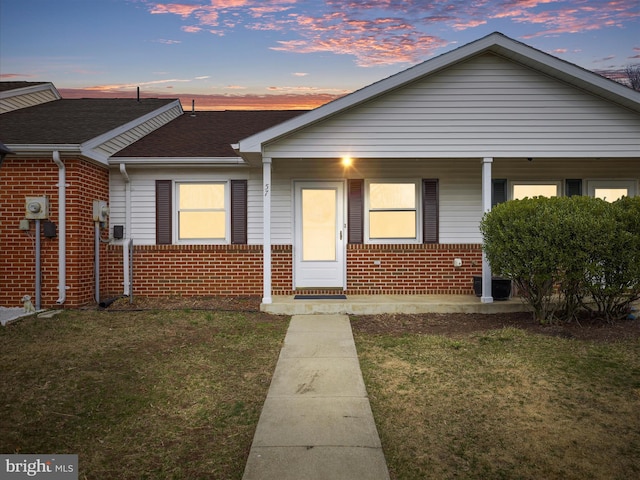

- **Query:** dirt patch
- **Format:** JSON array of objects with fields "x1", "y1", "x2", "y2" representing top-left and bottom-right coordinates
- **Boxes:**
[
  {"x1": 351, "y1": 311, "x2": 640, "y2": 342},
  {"x1": 99, "y1": 295, "x2": 639, "y2": 343},
  {"x1": 102, "y1": 295, "x2": 262, "y2": 313}
]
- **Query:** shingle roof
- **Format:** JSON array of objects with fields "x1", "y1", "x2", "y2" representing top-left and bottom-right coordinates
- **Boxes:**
[
  {"x1": 114, "y1": 110, "x2": 307, "y2": 158},
  {"x1": 0, "y1": 98, "x2": 177, "y2": 144},
  {"x1": 0, "y1": 81, "x2": 49, "y2": 93}
]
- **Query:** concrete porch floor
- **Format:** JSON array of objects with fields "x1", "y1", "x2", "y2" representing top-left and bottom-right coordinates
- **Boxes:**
[{"x1": 261, "y1": 294, "x2": 530, "y2": 316}]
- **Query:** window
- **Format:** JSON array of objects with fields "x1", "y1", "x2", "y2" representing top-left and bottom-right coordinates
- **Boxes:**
[
  {"x1": 511, "y1": 181, "x2": 560, "y2": 200},
  {"x1": 365, "y1": 181, "x2": 419, "y2": 242},
  {"x1": 155, "y1": 180, "x2": 247, "y2": 245},
  {"x1": 588, "y1": 180, "x2": 636, "y2": 202},
  {"x1": 178, "y1": 183, "x2": 226, "y2": 240}
]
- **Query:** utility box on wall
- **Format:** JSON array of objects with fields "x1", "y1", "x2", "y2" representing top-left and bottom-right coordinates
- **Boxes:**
[
  {"x1": 25, "y1": 196, "x2": 49, "y2": 220},
  {"x1": 93, "y1": 200, "x2": 109, "y2": 222}
]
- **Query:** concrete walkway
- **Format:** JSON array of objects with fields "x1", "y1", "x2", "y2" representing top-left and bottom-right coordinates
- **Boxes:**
[{"x1": 242, "y1": 314, "x2": 390, "y2": 480}]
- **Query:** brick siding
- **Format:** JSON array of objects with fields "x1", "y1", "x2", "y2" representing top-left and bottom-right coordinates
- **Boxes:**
[
  {"x1": 103, "y1": 243, "x2": 482, "y2": 298},
  {"x1": 0, "y1": 157, "x2": 108, "y2": 308}
]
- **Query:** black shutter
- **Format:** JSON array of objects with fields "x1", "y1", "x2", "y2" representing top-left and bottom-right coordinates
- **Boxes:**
[
  {"x1": 155, "y1": 180, "x2": 172, "y2": 245},
  {"x1": 347, "y1": 179, "x2": 364, "y2": 244},
  {"x1": 422, "y1": 179, "x2": 439, "y2": 244},
  {"x1": 566, "y1": 179, "x2": 582, "y2": 197},
  {"x1": 231, "y1": 180, "x2": 248, "y2": 244},
  {"x1": 492, "y1": 179, "x2": 507, "y2": 207}
]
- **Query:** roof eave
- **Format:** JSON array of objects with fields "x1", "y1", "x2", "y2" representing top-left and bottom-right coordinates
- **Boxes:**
[
  {"x1": 0, "y1": 82, "x2": 61, "y2": 100},
  {"x1": 110, "y1": 156, "x2": 249, "y2": 166}
]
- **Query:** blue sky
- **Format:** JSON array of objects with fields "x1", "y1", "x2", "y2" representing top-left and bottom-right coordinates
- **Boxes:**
[{"x1": 1, "y1": 0, "x2": 638, "y2": 109}]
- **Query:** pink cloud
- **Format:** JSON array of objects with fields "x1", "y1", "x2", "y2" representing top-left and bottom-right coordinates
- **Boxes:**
[
  {"x1": 181, "y1": 25, "x2": 202, "y2": 33},
  {"x1": 145, "y1": 0, "x2": 640, "y2": 68},
  {"x1": 149, "y1": 3, "x2": 201, "y2": 17},
  {"x1": 0, "y1": 73, "x2": 35, "y2": 79}
]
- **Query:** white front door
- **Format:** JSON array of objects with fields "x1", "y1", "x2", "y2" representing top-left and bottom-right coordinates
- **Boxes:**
[{"x1": 294, "y1": 181, "x2": 345, "y2": 289}]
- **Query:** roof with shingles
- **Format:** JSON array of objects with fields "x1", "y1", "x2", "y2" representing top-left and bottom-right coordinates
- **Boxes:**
[
  {"x1": 0, "y1": 81, "x2": 49, "y2": 93},
  {"x1": 0, "y1": 98, "x2": 177, "y2": 145},
  {"x1": 114, "y1": 110, "x2": 308, "y2": 158}
]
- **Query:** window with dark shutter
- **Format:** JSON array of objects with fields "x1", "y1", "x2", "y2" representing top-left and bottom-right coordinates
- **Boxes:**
[
  {"x1": 422, "y1": 179, "x2": 439, "y2": 244},
  {"x1": 156, "y1": 180, "x2": 172, "y2": 245},
  {"x1": 566, "y1": 179, "x2": 582, "y2": 197},
  {"x1": 348, "y1": 179, "x2": 364, "y2": 244},
  {"x1": 231, "y1": 180, "x2": 248, "y2": 244},
  {"x1": 492, "y1": 179, "x2": 507, "y2": 207}
]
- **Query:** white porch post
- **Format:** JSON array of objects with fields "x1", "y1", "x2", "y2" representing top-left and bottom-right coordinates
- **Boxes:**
[
  {"x1": 481, "y1": 157, "x2": 494, "y2": 303},
  {"x1": 262, "y1": 157, "x2": 273, "y2": 304}
]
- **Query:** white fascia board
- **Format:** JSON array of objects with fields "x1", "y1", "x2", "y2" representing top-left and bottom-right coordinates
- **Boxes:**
[
  {"x1": 110, "y1": 156, "x2": 249, "y2": 166},
  {"x1": 0, "y1": 82, "x2": 61, "y2": 100},
  {"x1": 5, "y1": 144, "x2": 79, "y2": 154},
  {"x1": 80, "y1": 100, "x2": 183, "y2": 159},
  {"x1": 238, "y1": 32, "x2": 640, "y2": 154}
]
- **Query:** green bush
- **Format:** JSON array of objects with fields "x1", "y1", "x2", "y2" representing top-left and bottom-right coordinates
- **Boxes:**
[{"x1": 480, "y1": 195, "x2": 640, "y2": 324}]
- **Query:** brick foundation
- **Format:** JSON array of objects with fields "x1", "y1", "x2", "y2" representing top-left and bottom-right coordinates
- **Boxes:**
[{"x1": 103, "y1": 243, "x2": 482, "y2": 298}]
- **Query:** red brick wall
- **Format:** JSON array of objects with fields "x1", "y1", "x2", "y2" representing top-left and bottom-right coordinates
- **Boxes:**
[
  {"x1": 102, "y1": 243, "x2": 482, "y2": 298},
  {"x1": 104, "y1": 244, "x2": 264, "y2": 298},
  {"x1": 272, "y1": 244, "x2": 482, "y2": 295},
  {"x1": 344, "y1": 244, "x2": 482, "y2": 295},
  {"x1": 0, "y1": 156, "x2": 108, "y2": 308}
]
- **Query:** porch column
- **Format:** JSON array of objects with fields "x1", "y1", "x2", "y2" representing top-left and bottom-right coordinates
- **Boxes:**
[
  {"x1": 481, "y1": 157, "x2": 494, "y2": 303},
  {"x1": 262, "y1": 157, "x2": 273, "y2": 304}
]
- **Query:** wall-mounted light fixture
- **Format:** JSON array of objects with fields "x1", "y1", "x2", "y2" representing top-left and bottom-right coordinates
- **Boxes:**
[
  {"x1": 341, "y1": 156, "x2": 353, "y2": 167},
  {"x1": 527, "y1": 157, "x2": 533, "y2": 162}
]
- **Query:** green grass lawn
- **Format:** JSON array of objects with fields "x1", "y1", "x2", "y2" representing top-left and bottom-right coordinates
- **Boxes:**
[
  {"x1": 0, "y1": 310, "x2": 288, "y2": 479},
  {"x1": 4, "y1": 309, "x2": 639, "y2": 480},
  {"x1": 353, "y1": 324, "x2": 640, "y2": 480}
]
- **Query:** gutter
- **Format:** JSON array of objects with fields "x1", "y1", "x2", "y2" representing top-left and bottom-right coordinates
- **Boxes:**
[
  {"x1": 120, "y1": 163, "x2": 132, "y2": 297},
  {"x1": 52, "y1": 151, "x2": 67, "y2": 304}
]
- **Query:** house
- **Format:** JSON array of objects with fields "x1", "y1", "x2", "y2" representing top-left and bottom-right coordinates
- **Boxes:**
[
  {"x1": 2, "y1": 32, "x2": 639, "y2": 310},
  {"x1": 0, "y1": 81, "x2": 182, "y2": 307}
]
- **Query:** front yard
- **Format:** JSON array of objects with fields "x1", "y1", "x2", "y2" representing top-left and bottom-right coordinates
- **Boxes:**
[
  {"x1": 1, "y1": 304, "x2": 639, "y2": 479},
  {"x1": 352, "y1": 312, "x2": 640, "y2": 480},
  {"x1": 0, "y1": 307, "x2": 287, "y2": 479}
]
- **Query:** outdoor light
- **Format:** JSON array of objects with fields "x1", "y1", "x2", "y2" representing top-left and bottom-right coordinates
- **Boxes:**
[{"x1": 342, "y1": 156, "x2": 353, "y2": 167}]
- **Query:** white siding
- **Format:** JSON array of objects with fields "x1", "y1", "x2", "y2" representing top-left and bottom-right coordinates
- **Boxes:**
[
  {"x1": 95, "y1": 105, "x2": 183, "y2": 157},
  {"x1": 268, "y1": 158, "x2": 640, "y2": 245},
  {"x1": 264, "y1": 53, "x2": 640, "y2": 159},
  {"x1": 0, "y1": 89, "x2": 59, "y2": 113},
  {"x1": 110, "y1": 157, "x2": 639, "y2": 246},
  {"x1": 109, "y1": 166, "x2": 258, "y2": 245}
]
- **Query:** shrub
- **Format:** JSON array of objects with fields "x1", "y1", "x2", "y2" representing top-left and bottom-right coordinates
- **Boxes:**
[{"x1": 480, "y1": 195, "x2": 640, "y2": 324}]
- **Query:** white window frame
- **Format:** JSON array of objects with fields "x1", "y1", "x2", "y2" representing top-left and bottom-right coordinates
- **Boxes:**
[
  {"x1": 509, "y1": 180, "x2": 562, "y2": 200},
  {"x1": 174, "y1": 181, "x2": 230, "y2": 244},
  {"x1": 587, "y1": 180, "x2": 637, "y2": 201},
  {"x1": 364, "y1": 179, "x2": 422, "y2": 244}
]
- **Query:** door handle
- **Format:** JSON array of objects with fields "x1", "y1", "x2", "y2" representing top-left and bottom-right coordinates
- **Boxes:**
[{"x1": 339, "y1": 230, "x2": 343, "y2": 240}]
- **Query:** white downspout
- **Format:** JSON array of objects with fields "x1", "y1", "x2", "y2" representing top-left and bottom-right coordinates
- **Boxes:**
[
  {"x1": 262, "y1": 157, "x2": 272, "y2": 304},
  {"x1": 481, "y1": 157, "x2": 494, "y2": 303},
  {"x1": 52, "y1": 151, "x2": 67, "y2": 304},
  {"x1": 119, "y1": 163, "x2": 131, "y2": 296}
]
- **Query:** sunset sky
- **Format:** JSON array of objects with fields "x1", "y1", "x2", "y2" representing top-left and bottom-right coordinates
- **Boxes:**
[{"x1": 1, "y1": 0, "x2": 639, "y2": 110}]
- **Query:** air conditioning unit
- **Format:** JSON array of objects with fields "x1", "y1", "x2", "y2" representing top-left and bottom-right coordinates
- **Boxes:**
[{"x1": 25, "y1": 197, "x2": 49, "y2": 220}]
